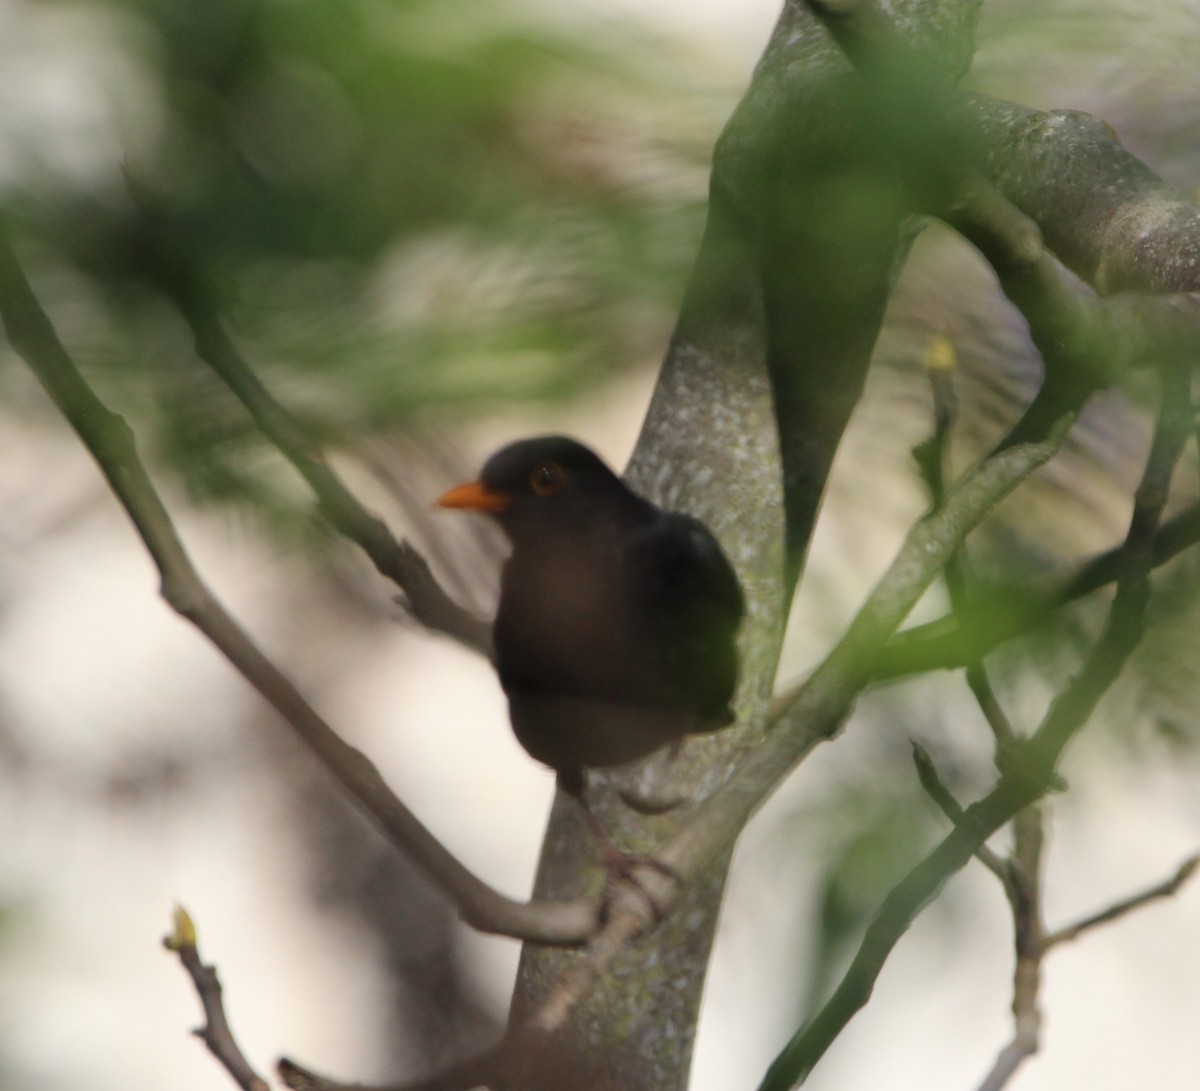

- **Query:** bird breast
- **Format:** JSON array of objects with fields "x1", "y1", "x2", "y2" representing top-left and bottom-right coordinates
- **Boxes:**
[{"x1": 494, "y1": 538, "x2": 650, "y2": 705}]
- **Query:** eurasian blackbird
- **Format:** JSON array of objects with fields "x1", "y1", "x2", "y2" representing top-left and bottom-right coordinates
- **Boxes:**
[{"x1": 437, "y1": 436, "x2": 743, "y2": 870}]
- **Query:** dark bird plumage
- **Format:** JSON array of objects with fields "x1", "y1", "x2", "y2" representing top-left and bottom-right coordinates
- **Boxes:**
[{"x1": 437, "y1": 436, "x2": 743, "y2": 806}]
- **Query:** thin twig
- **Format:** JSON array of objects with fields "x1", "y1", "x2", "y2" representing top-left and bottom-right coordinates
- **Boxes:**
[
  {"x1": 1044, "y1": 852, "x2": 1200, "y2": 949},
  {"x1": 123, "y1": 168, "x2": 492, "y2": 659},
  {"x1": 186, "y1": 309, "x2": 492, "y2": 659},
  {"x1": 0, "y1": 229, "x2": 598, "y2": 947},
  {"x1": 359, "y1": 434, "x2": 502, "y2": 614},
  {"x1": 164, "y1": 906, "x2": 272, "y2": 1091},
  {"x1": 910, "y1": 742, "x2": 1008, "y2": 880},
  {"x1": 974, "y1": 841, "x2": 1200, "y2": 1091},
  {"x1": 966, "y1": 665, "x2": 1019, "y2": 762}
]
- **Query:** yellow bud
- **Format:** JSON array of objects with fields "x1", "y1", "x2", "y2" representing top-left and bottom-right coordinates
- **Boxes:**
[
  {"x1": 927, "y1": 332, "x2": 956, "y2": 374},
  {"x1": 166, "y1": 903, "x2": 197, "y2": 951}
]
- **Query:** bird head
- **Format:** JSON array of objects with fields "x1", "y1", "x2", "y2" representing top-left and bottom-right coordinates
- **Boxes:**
[{"x1": 436, "y1": 436, "x2": 636, "y2": 540}]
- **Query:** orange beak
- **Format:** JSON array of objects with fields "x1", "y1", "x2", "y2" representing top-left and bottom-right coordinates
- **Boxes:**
[{"x1": 435, "y1": 480, "x2": 511, "y2": 513}]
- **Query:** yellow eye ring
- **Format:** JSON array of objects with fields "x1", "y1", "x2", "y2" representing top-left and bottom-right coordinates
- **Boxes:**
[{"x1": 530, "y1": 461, "x2": 566, "y2": 497}]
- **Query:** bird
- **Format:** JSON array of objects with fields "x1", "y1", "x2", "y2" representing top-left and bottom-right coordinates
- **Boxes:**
[{"x1": 437, "y1": 436, "x2": 743, "y2": 891}]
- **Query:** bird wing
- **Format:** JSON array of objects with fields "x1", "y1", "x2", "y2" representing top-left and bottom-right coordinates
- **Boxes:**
[{"x1": 623, "y1": 511, "x2": 744, "y2": 724}]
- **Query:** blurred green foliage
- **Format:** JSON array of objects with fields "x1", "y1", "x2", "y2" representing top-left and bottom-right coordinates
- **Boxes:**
[{"x1": 0, "y1": 0, "x2": 727, "y2": 515}]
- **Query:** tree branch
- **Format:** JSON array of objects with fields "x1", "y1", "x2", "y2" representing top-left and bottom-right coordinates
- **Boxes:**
[
  {"x1": 164, "y1": 906, "x2": 272, "y2": 1091},
  {"x1": 124, "y1": 169, "x2": 492, "y2": 658},
  {"x1": 806, "y1": 0, "x2": 1200, "y2": 416},
  {"x1": 760, "y1": 648, "x2": 1127, "y2": 1089},
  {"x1": 966, "y1": 96, "x2": 1200, "y2": 295},
  {"x1": 0, "y1": 228, "x2": 598, "y2": 947},
  {"x1": 943, "y1": 173, "x2": 1200, "y2": 388},
  {"x1": 973, "y1": 839, "x2": 1200, "y2": 1091},
  {"x1": 187, "y1": 305, "x2": 493, "y2": 659}
]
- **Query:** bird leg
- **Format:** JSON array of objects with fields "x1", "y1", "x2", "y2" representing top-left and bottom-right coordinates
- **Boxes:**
[{"x1": 560, "y1": 773, "x2": 678, "y2": 921}]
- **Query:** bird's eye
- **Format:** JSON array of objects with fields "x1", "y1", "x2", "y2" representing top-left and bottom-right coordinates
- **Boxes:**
[{"x1": 530, "y1": 461, "x2": 565, "y2": 497}]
